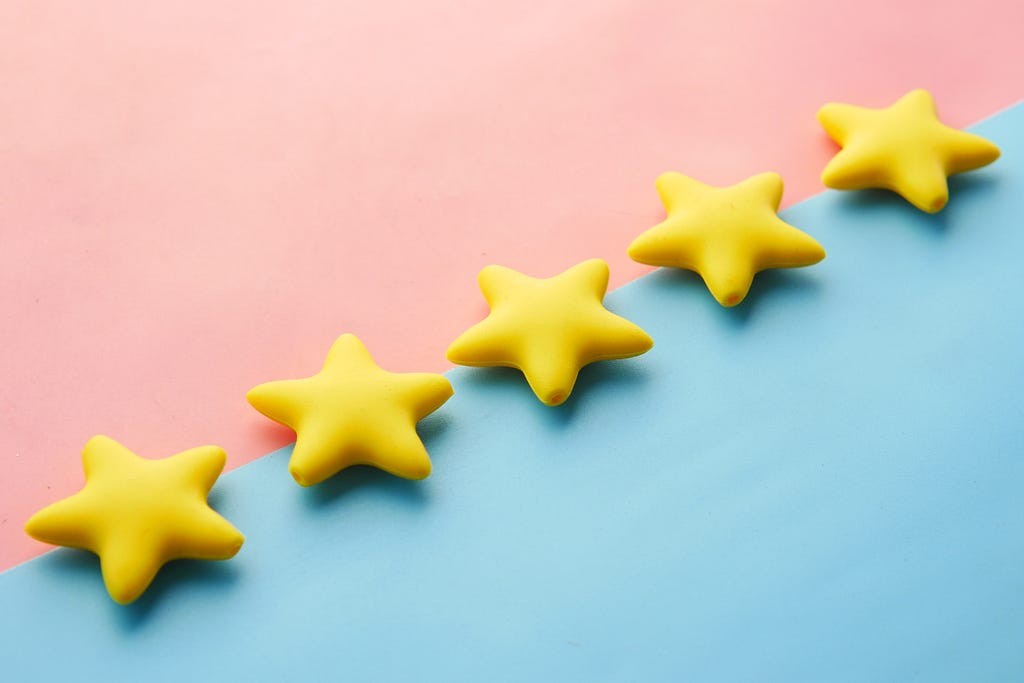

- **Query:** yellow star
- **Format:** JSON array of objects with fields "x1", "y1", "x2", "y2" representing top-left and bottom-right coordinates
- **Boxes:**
[
  {"x1": 817, "y1": 89, "x2": 1001, "y2": 213},
  {"x1": 627, "y1": 172, "x2": 826, "y2": 307},
  {"x1": 24, "y1": 436, "x2": 244, "y2": 605},
  {"x1": 247, "y1": 334, "x2": 453, "y2": 486},
  {"x1": 446, "y1": 258, "x2": 653, "y2": 406}
]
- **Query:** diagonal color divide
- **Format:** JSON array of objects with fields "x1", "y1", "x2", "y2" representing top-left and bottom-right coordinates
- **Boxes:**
[
  {"x1": 3, "y1": 0, "x2": 1024, "y2": 569},
  {"x1": 1, "y1": 104, "x2": 1021, "y2": 681}
]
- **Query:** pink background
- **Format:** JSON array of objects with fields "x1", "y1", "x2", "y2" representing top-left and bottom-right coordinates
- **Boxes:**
[{"x1": 2, "y1": 0, "x2": 1022, "y2": 570}]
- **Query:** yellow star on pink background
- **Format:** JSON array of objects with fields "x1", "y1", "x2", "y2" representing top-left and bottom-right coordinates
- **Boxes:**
[
  {"x1": 818, "y1": 89, "x2": 1000, "y2": 212},
  {"x1": 447, "y1": 259, "x2": 653, "y2": 406},
  {"x1": 25, "y1": 436, "x2": 244, "y2": 604},
  {"x1": 628, "y1": 172, "x2": 825, "y2": 307},
  {"x1": 247, "y1": 334, "x2": 453, "y2": 486}
]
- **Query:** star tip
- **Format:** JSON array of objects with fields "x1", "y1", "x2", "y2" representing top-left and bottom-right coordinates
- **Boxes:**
[
  {"x1": 288, "y1": 466, "x2": 315, "y2": 487},
  {"x1": 901, "y1": 88, "x2": 939, "y2": 114},
  {"x1": 438, "y1": 378, "x2": 456, "y2": 401},
  {"x1": 541, "y1": 390, "x2": 570, "y2": 407},
  {"x1": 805, "y1": 236, "x2": 827, "y2": 264},
  {"x1": 819, "y1": 168, "x2": 842, "y2": 190},
  {"x1": 477, "y1": 263, "x2": 505, "y2": 280},
  {"x1": 578, "y1": 258, "x2": 611, "y2": 285},
  {"x1": 815, "y1": 102, "x2": 839, "y2": 121},
  {"x1": 405, "y1": 461, "x2": 432, "y2": 480},
  {"x1": 245, "y1": 383, "x2": 272, "y2": 409},
  {"x1": 333, "y1": 332, "x2": 366, "y2": 350},
  {"x1": 85, "y1": 434, "x2": 116, "y2": 449},
  {"x1": 717, "y1": 291, "x2": 747, "y2": 308},
  {"x1": 199, "y1": 444, "x2": 228, "y2": 468},
  {"x1": 109, "y1": 589, "x2": 141, "y2": 606},
  {"x1": 626, "y1": 241, "x2": 652, "y2": 265},
  {"x1": 752, "y1": 171, "x2": 785, "y2": 202},
  {"x1": 654, "y1": 171, "x2": 692, "y2": 194},
  {"x1": 225, "y1": 535, "x2": 245, "y2": 558},
  {"x1": 914, "y1": 193, "x2": 949, "y2": 214},
  {"x1": 105, "y1": 579, "x2": 145, "y2": 605},
  {"x1": 23, "y1": 513, "x2": 45, "y2": 540},
  {"x1": 443, "y1": 343, "x2": 463, "y2": 365}
]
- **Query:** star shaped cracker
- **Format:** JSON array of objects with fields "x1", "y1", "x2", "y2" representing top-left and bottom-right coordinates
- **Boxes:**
[
  {"x1": 627, "y1": 172, "x2": 825, "y2": 307},
  {"x1": 247, "y1": 334, "x2": 453, "y2": 486},
  {"x1": 24, "y1": 436, "x2": 244, "y2": 604},
  {"x1": 817, "y1": 89, "x2": 1000, "y2": 213},
  {"x1": 446, "y1": 258, "x2": 653, "y2": 406}
]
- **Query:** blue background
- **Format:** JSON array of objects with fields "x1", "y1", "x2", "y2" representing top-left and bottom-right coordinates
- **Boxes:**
[{"x1": 2, "y1": 104, "x2": 1022, "y2": 681}]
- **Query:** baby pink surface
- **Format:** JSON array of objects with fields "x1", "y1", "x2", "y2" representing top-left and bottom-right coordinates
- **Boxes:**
[{"x1": 1, "y1": 1, "x2": 1022, "y2": 569}]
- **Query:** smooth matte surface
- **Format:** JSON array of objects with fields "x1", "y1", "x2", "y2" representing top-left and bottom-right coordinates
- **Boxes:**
[
  {"x1": 1, "y1": 105, "x2": 1021, "y2": 681},
  {"x1": 4, "y1": 0, "x2": 1024, "y2": 568}
]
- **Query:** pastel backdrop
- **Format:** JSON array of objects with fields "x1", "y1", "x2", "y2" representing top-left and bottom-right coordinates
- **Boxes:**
[{"x1": 2, "y1": 0, "x2": 1023, "y2": 569}]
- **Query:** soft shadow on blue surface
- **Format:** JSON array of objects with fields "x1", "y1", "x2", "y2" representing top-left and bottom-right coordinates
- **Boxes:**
[
  {"x1": 451, "y1": 360, "x2": 652, "y2": 428},
  {"x1": 207, "y1": 487, "x2": 229, "y2": 508},
  {"x1": 644, "y1": 266, "x2": 824, "y2": 328},
  {"x1": 34, "y1": 548, "x2": 242, "y2": 631},
  {"x1": 300, "y1": 465, "x2": 431, "y2": 510},
  {"x1": 2, "y1": 104, "x2": 1023, "y2": 683},
  {"x1": 450, "y1": 365, "x2": 528, "y2": 395},
  {"x1": 296, "y1": 413, "x2": 454, "y2": 511},
  {"x1": 547, "y1": 358, "x2": 653, "y2": 426},
  {"x1": 833, "y1": 170, "x2": 1002, "y2": 237},
  {"x1": 233, "y1": 409, "x2": 456, "y2": 512},
  {"x1": 34, "y1": 547, "x2": 101, "y2": 586},
  {"x1": 118, "y1": 559, "x2": 242, "y2": 630},
  {"x1": 417, "y1": 410, "x2": 454, "y2": 445}
]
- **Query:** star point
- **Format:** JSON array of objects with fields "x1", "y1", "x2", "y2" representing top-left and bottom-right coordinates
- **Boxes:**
[
  {"x1": 246, "y1": 334, "x2": 453, "y2": 486},
  {"x1": 24, "y1": 435, "x2": 244, "y2": 605},
  {"x1": 446, "y1": 258, "x2": 653, "y2": 406},
  {"x1": 628, "y1": 172, "x2": 825, "y2": 307},
  {"x1": 817, "y1": 89, "x2": 1000, "y2": 212}
]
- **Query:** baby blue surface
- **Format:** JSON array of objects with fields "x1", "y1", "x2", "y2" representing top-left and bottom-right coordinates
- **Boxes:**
[{"x1": 2, "y1": 103, "x2": 1023, "y2": 682}]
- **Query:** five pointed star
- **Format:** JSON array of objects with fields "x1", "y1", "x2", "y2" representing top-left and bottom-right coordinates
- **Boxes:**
[
  {"x1": 627, "y1": 172, "x2": 825, "y2": 307},
  {"x1": 817, "y1": 89, "x2": 1001, "y2": 213},
  {"x1": 24, "y1": 436, "x2": 244, "y2": 604},
  {"x1": 446, "y1": 258, "x2": 653, "y2": 406},
  {"x1": 247, "y1": 334, "x2": 453, "y2": 486}
]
